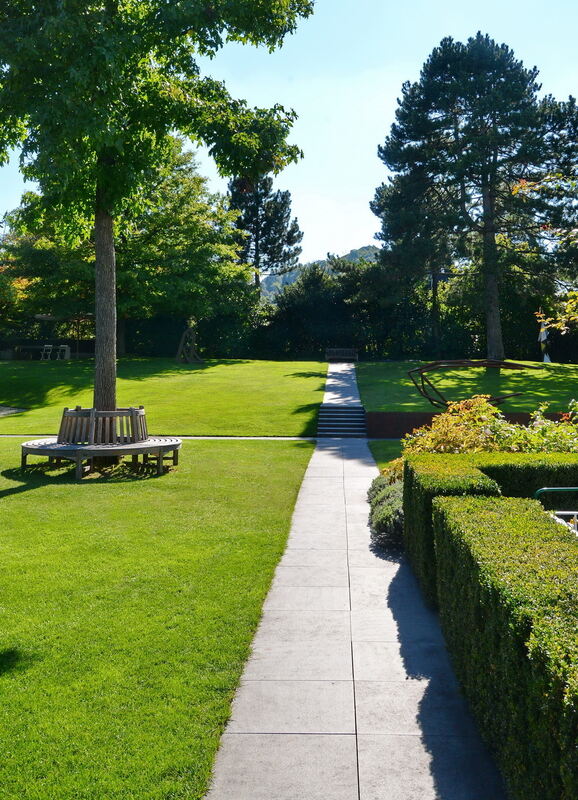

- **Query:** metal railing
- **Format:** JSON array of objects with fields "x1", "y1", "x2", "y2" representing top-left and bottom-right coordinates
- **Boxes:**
[{"x1": 533, "y1": 487, "x2": 578, "y2": 535}]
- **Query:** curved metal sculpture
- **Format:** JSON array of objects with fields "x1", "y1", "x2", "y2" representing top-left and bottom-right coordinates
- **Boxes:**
[{"x1": 408, "y1": 359, "x2": 543, "y2": 409}]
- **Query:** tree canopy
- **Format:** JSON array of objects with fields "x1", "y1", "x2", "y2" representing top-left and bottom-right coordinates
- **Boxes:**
[
  {"x1": 0, "y1": 0, "x2": 313, "y2": 407},
  {"x1": 229, "y1": 176, "x2": 303, "y2": 287},
  {"x1": 2, "y1": 142, "x2": 250, "y2": 343},
  {"x1": 373, "y1": 32, "x2": 578, "y2": 360}
]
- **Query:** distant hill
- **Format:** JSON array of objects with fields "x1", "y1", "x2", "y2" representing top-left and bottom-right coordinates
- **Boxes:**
[{"x1": 261, "y1": 245, "x2": 379, "y2": 299}]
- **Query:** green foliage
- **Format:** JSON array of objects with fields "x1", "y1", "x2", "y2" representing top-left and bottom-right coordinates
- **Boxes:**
[
  {"x1": 404, "y1": 452, "x2": 578, "y2": 605},
  {"x1": 433, "y1": 495, "x2": 578, "y2": 800},
  {"x1": 0, "y1": 438, "x2": 314, "y2": 798},
  {"x1": 403, "y1": 455, "x2": 500, "y2": 604},
  {"x1": 0, "y1": 2, "x2": 313, "y2": 219},
  {"x1": 373, "y1": 32, "x2": 578, "y2": 360},
  {"x1": 368, "y1": 480, "x2": 404, "y2": 549},
  {"x1": 2, "y1": 143, "x2": 253, "y2": 328},
  {"x1": 404, "y1": 395, "x2": 578, "y2": 454},
  {"x1": 228, "y1": 175, "x2": 303, "y2": 286}
]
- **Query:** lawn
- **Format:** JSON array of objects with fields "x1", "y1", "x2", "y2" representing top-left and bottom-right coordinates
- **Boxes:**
[
  {"x1": 0, "y1": 358, "x2": 326, "y2": 436},
  {"x1": 0, "y1": 439, "x2": 314, "y2": 799},
  {"x1": 357, "y1": 360, "x2": 578, "y2": 413},
  {"x1": 368, "y1": 439, "x2": 402, "y2": 470}
]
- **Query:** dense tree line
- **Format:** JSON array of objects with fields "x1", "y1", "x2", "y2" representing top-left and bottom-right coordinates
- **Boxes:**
[{"x1": 3, "y1": 30, "x2": 578, "y2": 365}]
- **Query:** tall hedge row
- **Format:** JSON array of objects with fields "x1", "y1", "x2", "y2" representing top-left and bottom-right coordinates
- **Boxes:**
[
  {"x1": 433, "y1": 496, "x2": 578, "y2": 800},
  {"x1": 404, "y1": 453, "x2": 578, "y2": 605}
]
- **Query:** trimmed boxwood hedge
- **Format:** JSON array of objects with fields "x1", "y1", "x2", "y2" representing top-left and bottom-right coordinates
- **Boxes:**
[
  {"x1": 433, "y1": 496, "x2": 578, "y2": 800},
  {"x1": 404, "y1": 453, "x2": 578, "y2": 606}
]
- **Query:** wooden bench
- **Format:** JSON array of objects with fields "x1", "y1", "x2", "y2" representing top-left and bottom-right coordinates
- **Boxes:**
[
  {"x1": 325, "y1": 348, "x2": 359, "y2": 362},
  {"x1": 21, "y1": 406, "x2": 181, "y2": 480}
]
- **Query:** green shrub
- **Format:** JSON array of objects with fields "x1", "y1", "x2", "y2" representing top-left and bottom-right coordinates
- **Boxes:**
[
  {"x1": 403, "y1": 456, "x2": 500, "y2": 604},
  {"x1": 367, "y1": 474, "x2": 389, "y2": 503},
  {"x1": 404, "y1": 453, "x2": 578, "y2": 605},
  {"x1": 403, "y1": 395, "x2": 578, "y2": 454},
  {"x1": 369, "y1": 480, "x2": 403, "y2": 549},
  {"x1": 433, "y1": 495, "x2": 578, "y2": 800}
]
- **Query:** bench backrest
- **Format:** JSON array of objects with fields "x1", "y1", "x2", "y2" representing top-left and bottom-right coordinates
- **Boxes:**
[
  {"x1": 57, "y1": 406, "x2": 148, "y2": 445},
  {"x1": 325, "y1": 348, "x2": 358, "y2": 362}
]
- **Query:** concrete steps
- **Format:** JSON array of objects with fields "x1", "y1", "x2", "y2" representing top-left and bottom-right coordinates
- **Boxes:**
[{"x1": 317, "y1": 405, "x2": 367, "y2": 438}]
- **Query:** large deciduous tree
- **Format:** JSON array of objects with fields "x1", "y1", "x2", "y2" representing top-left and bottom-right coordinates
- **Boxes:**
[
  {"x1": 229, "y1": 176, "x2": 303, "y2": 287},
  {"x1": 374, "y1": 32, "x2": 578, "y2": 360},
  {"x1": 0, "y1": 0, "x2": 313, "y2": 409},
  {"x1": 2, "y1": 141, "x2": 249, "y2": 350}
]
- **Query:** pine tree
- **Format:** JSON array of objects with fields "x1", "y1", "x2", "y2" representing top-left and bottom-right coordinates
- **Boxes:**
[
  {"x1": 229, "y1": 176, "x2": 303, "y2": 288},
  {"x1": 374, "y1": 33, "x2": 578, "y2": 360}
]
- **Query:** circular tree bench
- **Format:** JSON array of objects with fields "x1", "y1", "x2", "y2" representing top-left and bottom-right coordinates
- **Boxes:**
[{"x1": 21, "y1": 406, "x2": 181, "y2": 480}]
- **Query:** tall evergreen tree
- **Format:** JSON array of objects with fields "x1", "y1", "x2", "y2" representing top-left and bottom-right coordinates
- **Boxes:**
[
  {"x1": 229, "y1": 176, "x2": 303, "y2": 288},
  {"x1": 374, "y1": 32, "x2": 578, "y2": 360}
]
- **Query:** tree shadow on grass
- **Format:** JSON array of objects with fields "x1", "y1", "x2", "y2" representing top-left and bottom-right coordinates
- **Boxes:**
[
  {"x1": 0, "y1": 648, "x2": 38, "y2": 677},
  {"x1": 0, "y1": 358, "x2": 255, "y2": 412},
  {"x1": 0, "y1": 461, "x2": 165, "y2": 501}
]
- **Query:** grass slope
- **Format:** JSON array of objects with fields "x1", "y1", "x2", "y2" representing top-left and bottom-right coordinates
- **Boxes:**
[
  {"x1": 0, "y1": 359, "x2": 326, "y2": 436},
  {"x1": 0, "y1": 439, "x2": 313, "y2": 799},
  {"x1": 357, "y1": 360, "x2": 578, "y2": 413}
]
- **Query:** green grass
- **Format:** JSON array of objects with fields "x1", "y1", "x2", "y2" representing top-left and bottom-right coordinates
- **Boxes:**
[
  {"x1": 357, "y1": 360, "x2": 578, "y2": 413},
  {"x1": 0, "y1": 439, "x2": 314, "y2": 799},
  {"x1": 369, "y1": 439, "x2": 402, "y2": 470},
  {"x1": 0, "y1": 358, "x2": 326, "y2": 436}
]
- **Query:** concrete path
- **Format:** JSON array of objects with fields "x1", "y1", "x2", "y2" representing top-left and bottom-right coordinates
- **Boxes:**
[
  {"x1": 206, "y1": 438, "x2": 506, "y2": 797},
  {"x1": 323, "y1": 362, "x2": 362, "y2": 405}
]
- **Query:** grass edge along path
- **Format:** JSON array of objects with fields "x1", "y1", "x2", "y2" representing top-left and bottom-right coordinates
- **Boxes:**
[
  {"x1": 0, "y1": 438, "x2": 314, "y2": 799},
  {"x1": 0, "y1": 358, "x2": 327, "y2": 437}
]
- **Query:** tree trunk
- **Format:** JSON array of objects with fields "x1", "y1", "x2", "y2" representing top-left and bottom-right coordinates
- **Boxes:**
[
  {"x1": 94, "y1": 194, "x2": 117, "y2": 410},
  {"x1": 481, "y1": 185, "x2": 505, "y2": 361}
]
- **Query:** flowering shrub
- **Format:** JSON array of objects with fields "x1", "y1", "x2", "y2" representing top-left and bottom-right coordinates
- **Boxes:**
[{"x1": 402, "y1": 395, "x2": 578, "y2": 454}]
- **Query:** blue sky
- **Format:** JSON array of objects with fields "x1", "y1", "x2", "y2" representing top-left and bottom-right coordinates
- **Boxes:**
[{"x1": 1, "y1": 0, "x2": 577, "y2": 262}]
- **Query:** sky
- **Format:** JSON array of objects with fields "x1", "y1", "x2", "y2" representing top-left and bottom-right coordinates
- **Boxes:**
[{"x1": 1, "y1": 0, "x2": 578, "y2": 262}]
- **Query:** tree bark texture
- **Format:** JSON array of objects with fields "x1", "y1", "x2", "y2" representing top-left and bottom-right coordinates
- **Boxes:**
[
  {"x1": 481, "y1": 185, "x2": 505, "y2": 361},
  {"x1": 94, "y1": 198, "x2": 117, "y2": 410}
]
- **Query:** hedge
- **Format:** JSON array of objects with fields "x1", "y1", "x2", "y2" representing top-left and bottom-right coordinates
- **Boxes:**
[
  {"x1": 404, "y1": 453, "x2": 578, "y2": 605},
  {"x1": 433, "y1": 495, "x2": 578, "y2": 800}
]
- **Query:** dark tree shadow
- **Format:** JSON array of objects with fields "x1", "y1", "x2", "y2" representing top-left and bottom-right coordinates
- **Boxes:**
[
  {"x1": 0, "y1": 460, "x2": 166, "y2": 500},
  {"x1": 0, "y1": 648, "x2": 37, "y2": 677}
]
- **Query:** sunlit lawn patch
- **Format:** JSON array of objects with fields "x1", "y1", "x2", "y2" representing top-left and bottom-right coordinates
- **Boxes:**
[
  {"x1": 0, "y1": 438, "x2": 313, "y2": 799},
  {"x1": 0, "y1": 358, "x2": 326, "y2": 436}
]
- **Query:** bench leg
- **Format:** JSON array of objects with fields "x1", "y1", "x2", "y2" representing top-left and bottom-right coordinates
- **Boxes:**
[
  {"x1": 132, "y1": 454, "x2": 139, "y2": 466},
  {"x1": 156, "y1": 450, "x2": 163, "y2": 475},
  {"x1": 75, "y1": 458, "x2": 84, "y2": 481},
  {"x1": 21, "y1": 451, "x2": 27, "y2": 469},
  {"x1": 173, "y1": 448, "x2": 179, "y2": 466}
]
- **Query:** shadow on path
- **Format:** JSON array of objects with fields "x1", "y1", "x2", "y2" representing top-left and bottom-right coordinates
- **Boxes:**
[{"x1": 385, "y1": 554, "x2": 508, "y2": 799}]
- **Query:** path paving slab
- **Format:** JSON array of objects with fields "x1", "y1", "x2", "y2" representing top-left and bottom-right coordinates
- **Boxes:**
[
  {"x1": 227, "y1": 679, "x2": 355, "y2": 734},
  {"x1": 206, "y1": 365, "x2": 506, "y2": 799},
  {"x1": 207, "y1": 734, "x2": 358, "y2": 800}
]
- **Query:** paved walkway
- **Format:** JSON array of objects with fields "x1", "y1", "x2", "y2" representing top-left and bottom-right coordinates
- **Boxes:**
[
  {"x1": 323, "y1": 361, "x2": 362, "y2": 405},
  {"x1": 207, "y1": 366, "x2": 505, "y2": 799}
]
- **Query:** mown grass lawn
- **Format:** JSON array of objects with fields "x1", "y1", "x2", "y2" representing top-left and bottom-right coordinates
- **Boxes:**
[
  {"x1": 357, "y1": 360, "x2": 578, "y2": 413},
  {"x1": 0, "y1": 358, "x2": 326, "y2": 436},
  {"x1": 0, "y1": 438, "x2": 313, "y2": 799},
  {"x1": 368, "y1": 439, "x2": 402, "y2": 471}
]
